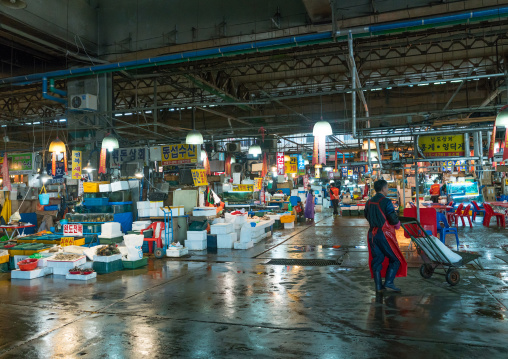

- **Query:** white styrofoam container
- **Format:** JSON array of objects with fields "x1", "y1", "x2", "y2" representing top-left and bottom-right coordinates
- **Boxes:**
[
  {"x1": 187, "y1": 230, "x2": 207, "y2": 241},
  {"x1": 233, "y1": 241, "x2": 253, "y2": 250},
  {"x1": 99, "y1": 184, "x2": 112, "y2": 192},
  {"x1": 185, "y1": 239, "x2": 207, "y2": 250},
  {"x1": 11, "y1": 267, "x2": 52, "y2": 280},
  {"x1": 93, "y1": 254, "x2": 122, "y2": 263},
  {"x1": 169, "y1": 206, "x2": 184, "y2": 216},
  {"x1": 166, "y1": 247, "x2": 189, "y2": 257},
  {"x1": 66, "y1": 272, "x2": 97, "y2": 281},
  {"x1": 138, "y1": 209, "x2": 151, "y2": 218},
  {"x1": 111, "y1": 181, "x2": 129, "y2": 192},
  {"x1": 137, "y1": 201, "x2": 150, "y2": 209},
  {"x1": 284, "y1": 222, "x2": 295, "y2": 229},
  {"x1": 210, "y1": 223, "x2": 234, "y2": 235},
  {"x1": 150, "y1": 201, "x2": 164, "y2": 209},
  {"x1": 47, "y1": 256, "x2": 86, "y2": 269},
  {"x1": 149, "y1": 208, "x2": 164, "y2": 217},
  {"x1": 217, "y1": 232, "x2": 237, "y2": 249},
  {"x1": 102, "y1": 222, "x2": 122, "y2": 236},
  {"x1": 13, "y1": 255, "x2": 29, "y2": 269},
  {"x1": 192, "y1": 207, "x2": 216, "y2": 217},
  {"x1": 132, "y1": 221, "x2": 151, "y2": 231}
]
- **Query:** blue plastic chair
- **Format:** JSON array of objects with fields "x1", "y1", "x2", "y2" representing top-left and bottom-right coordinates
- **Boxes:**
[
  {"x1": 471, "y1": 201, "x2": 485, "y2": 221},
  {"x1": 437, "y1": 212, "x2": 459, "y2": 250}
]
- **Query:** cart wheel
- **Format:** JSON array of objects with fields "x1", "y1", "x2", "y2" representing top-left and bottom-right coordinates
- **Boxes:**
[
  {"x1": 154, "y1": 248, "x2": 165, "y2": 259},
  {"x1": 420, "y1": 264, "x2": 434, "y2": 279},
  {"x1": 445, "y1": 269, "x2": 460, "y2": 286}
]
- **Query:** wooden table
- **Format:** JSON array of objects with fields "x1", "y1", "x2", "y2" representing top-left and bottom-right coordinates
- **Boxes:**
[{"x1": 0, "y1": 224, "x2": 36, "y2": 240}]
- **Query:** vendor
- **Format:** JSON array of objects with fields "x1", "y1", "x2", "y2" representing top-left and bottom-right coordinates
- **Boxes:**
[
  {"x1": 430, "y1": 179, "x2": 441, "y2": 203},
  {"x1": 364, "y1": 179, "x2": 407, "y2": 292},
  {"x1": 304, "y1": 184, "x2": 315, "y2": 222},
  {"x1": 329, "y1": 183, "x2": 340, "y2": 217}
]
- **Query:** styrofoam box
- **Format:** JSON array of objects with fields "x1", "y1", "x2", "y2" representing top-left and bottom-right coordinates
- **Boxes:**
[
  {"x1": 132, "y1": 221, "x2": 151, "y2": 231},
  {"x1": 187, "y1": 230, "x2": 207, "y2": 241},
  {"x1": 217, "y1": 232, "x2": 237, "y2": 249},
  {"x1": 66, "y1": 272, "x2": 97, "y2": 281},
  {"x1": 349, "y1": 206, "x2": 358, "y2": 210},
  {"x1": 11, "y1": 267, "x2": 52, "y2": 280},
  {"x1": 166, "y1": 247, "x2": 189, "y2": 257},
  {"x1": 185, "y1": 239, "x2": 207, "y2": 250},
  {"x1": 13, "y1": 255, "x2": 29, "y2": 269},
  {"x1": 99, "y1": 184, "x2": 112, "y2": 192},
  {"x1": 150, "y1": 201, "x2": 164, "y2": 209},
  {"x1": 284, "y1": 222, "x2": 295, "y2": 229},
  {"x1": 102, "y1": 222, "x2": 122, "y2": 236},
  {"x1": 234, "y1": 241, "x2": 253, "y2": 250},
  {"x1": 137, "y1": 201, "x2": 150, "y2": 209},
  {"x1": 169, "y1": 206, "x2": 184, "y2": 216},
  {"x1": 47, "y1": 256, "x2": 86, "y2": 275},
  {"x1": 192, "y1": 207, "x2": 216, "y2": 217},
  {"x1": 150, "y1": 208, "x2": 164, "y2": 217},
  {"x1": 111, "y1": 181, "x2": 129, "y2": 192},
  {"x1": 93, "y1": 254, "x2": 122, "y2": 263},
  {"x1": 210, "y1": 223, "x2": 234, "y2": 235},
  {"x1": 138, "y1": 209, "x2": 151, "y2": 218}
]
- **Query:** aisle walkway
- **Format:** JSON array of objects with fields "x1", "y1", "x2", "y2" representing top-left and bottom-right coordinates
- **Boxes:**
[{"x1": 0, "y1": 212, "x2": 507, "y2": 358}]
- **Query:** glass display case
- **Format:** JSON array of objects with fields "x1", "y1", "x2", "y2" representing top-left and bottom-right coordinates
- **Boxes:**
[{"x1": 447, "y1": 181, "x2": 480, "y2": 203}]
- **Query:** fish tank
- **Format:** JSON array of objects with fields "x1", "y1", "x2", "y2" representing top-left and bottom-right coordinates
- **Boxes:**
[{"x1": 447, "y1": 181, "x2": 480, "y2": 204}]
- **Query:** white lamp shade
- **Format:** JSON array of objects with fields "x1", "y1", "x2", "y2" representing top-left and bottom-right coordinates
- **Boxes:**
[
  {"x1": 102, "y1": 134, "x2": 119, "y2": 152},
  {"x1": 40, "y1": 173, "x2": 52, "y2": 183},
  {"x1": 304, "y1": 159, "x2": 309, "y2": 165},
  {"x1": 495, "y1": 109, "x2": 508, "y2": 127},
  {"x1": 362, "y1": 139, "x2": 377, "y2": 150},
  {"x1": 313, "y1": 121, "x2": 332, "y2": 136},
  {"x1": 186, "y1": 130, "x2": 203, "y2": 145},
  {"x1": 248, "y1": 145, "x2": 262, "y2": 155}
]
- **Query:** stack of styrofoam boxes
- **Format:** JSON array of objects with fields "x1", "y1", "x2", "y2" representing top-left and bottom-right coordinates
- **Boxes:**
[
  {"x1": 234, "y1": 222, "x2": 254, "y2": 250},
  {"x1": 98, "y1": 222, "x2": 124, "y2": 243},
  {"x1": 46, "y1": 254, "x2": 86, "y2": 276},
  {"x1": 99, "y1": 183, "x2": 112, "y2": 192},
  {"x1": 150, "y1": 201, "x2": 164, "y2": 217},
  {"x1": 232, "y1": 214, "x2": 248, "y2": 240},
  {"x1": 170, "y1": 206, "x2": 185, "y2": 217},
  {"x1": 11, "y1": 253, "x2": 55, "y2": 279},
  {"x1": 137, "y1": 201, "x2": 151, "y2": 218},
  {"x1": 132, "y1": 220, "x2": 151, "y2": 231},
  {"x1": 210, "y1": 222, "x2": 236, "y2": 249},
  {"x1": 251, "y1": 219, "x2": 275, "y2": 243},
  {"x1": 185, "y1": 230, "x2": 207, "y2": 250},
  {"x1": 298, "y1": 187, "x2": 306, "y2": 204},
  {"x1": 192, "y1": 207, "x2": 217, "y2": 217},
  {"x1": 111, "y1": 181, "x2": 129, "y2": 192}
]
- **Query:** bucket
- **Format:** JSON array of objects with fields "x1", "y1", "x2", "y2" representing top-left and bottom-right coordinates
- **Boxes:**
[{"x1": 39, "y1": 193, "x2": 50, "y2": 205}]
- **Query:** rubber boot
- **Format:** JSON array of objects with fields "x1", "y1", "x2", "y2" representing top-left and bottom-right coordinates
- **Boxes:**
[
  {"x1": 373, "y1": 271, "x2": 385, "y2": 292},
  {"x1": 384, "y1": 267, "x2": 401, "y2": 292}
]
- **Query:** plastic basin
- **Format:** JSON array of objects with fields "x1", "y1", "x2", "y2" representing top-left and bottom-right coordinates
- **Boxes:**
[{"x1": 18, "y1": 258, "x2": 39, "y2": 271}]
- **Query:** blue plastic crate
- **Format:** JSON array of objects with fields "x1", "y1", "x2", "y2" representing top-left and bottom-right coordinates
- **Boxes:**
[
  {"x1": 44, "y1": 205, "x2": 59, "y2": 211},
  {"x1": 207, "y1": 234, "x2": 217, "y2": 249},
  {"x1": 83, "y1": 198, "x2": 109, "y2": 207}
]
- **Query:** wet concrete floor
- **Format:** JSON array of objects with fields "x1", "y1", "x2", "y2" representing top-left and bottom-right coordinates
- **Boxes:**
[{"x1": 0, "y1": 212, "x2": 507, "y2": 358}]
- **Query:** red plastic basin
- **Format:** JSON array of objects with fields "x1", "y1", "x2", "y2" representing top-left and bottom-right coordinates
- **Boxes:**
[{"x1": 17, "y1": 258, "x2": 39, "y2": 271}]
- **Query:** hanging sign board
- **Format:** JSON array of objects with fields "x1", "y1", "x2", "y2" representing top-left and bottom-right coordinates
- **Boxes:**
[
  {"x1": 418, "y1": 135, "x2": 465, "y2": 157},
  {"x1": 342, "y1": 167, "x2": 348, "y2": 177},
  {"x1": 285, "y1": 157, "x2": 297, "y2": 174},
  {"x1": 98, "y1": 148, "x2": 107, "y2": 174},
  {"x1": 232, "y1": 184, "x2": 254, "y2": 192},
  {"x1": 71, "y1": 151, "x2": 82, "y2": 179},
  {"x1": 254, "y1": 178, "x2": 263, "y2": 191},
  {"x1": 111, "y1": 147, "x2": 147, "y2": 168},
  {"x1": 276, "y1": 152, "x2": 285, "y2": 175},
  {"x1": 161, "y1": 144, "x2": 197, "y2": 165},
  {"x1": 2, "y1": 153, "x2": 35, "y2": 175},
  {"x1": 46, "y1": 161, "x2": 65, "y2": 184},
  {"x1": 191, "y1": 169, "x2": 208, "y2": 186},
  {"x1": 297, "y1": 155, "x2": 305, "y2": 170},
  {"x1": 63, "y1": 224, "x2": 83, "y2": 237},
  {"x1": 303, "y1": 175, "x2": 309, "y2": 188}
]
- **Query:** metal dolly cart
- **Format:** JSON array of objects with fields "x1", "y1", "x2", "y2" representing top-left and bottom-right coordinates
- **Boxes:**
[
  {"x1": 150, "y1": 208, "x2": 175, "y2": 258},
  {"x1": 400, "y1": 217, "x2": 481, "y2": 286}
]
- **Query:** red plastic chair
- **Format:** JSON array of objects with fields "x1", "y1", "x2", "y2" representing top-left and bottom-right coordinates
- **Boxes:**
[
  {"x1": 471, "y1": 201, "x2": 486, "y2": 221},
  {"x1": 483, "y1": 203, "x2": 506, "y2": 228},
  {"x1": 454, "y1": 204, "x2": 472, "y2": 228},
  {"x1": 447, "y1": 203, "x2": 463, "y2": 226},
  {"x1": 140, "y1": 221, "x2": 165, "y2": 253}
]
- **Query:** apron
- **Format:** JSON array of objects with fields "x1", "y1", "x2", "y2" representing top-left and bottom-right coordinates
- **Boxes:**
[
  {"x1": 304, "y1": 191, "x2": 315, "y2": 219},
  {"x1": 367, "y1": 199, "x2": 408, "y2": 278}
]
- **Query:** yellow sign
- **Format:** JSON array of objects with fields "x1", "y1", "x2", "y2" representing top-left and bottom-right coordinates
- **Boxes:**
[
  {"x1": 348, "y1": 170, "x2": 353, "y2": 176},
  {"x1": 191, "y1": 169, "x2": 208, "y2": 186},
  {"x1": 71, "y1": 150, "x2": 82, "y2": 179},
  {"x1": 254, "y1": 178, "x2": 263, "y2": 191},
  {"x1": 232, "y1": 184, "x2": 254, "y2": 192},
  {"x1": 284, "y1": 157, "x2": 297, "y2": 174},
  {"x1": 60, "y1": 237, "x2": 75, "y2": 247},
  {"x1": 161, "y1": 144, "x2": 197, "y2": 165},
  {"x1": 418, "y1": 135, "x2": 465, "y2": 157},
  {"x1": 505, "y1": 178, "x2": 508, "y2": 186}
]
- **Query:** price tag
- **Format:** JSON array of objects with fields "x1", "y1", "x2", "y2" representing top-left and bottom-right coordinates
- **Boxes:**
[
  {"x1": 60, "y1": 237, "x2": 75, "y2": 246},
  {"x1": 63, "y1": 224, "x2": 83, "y2": 237}
]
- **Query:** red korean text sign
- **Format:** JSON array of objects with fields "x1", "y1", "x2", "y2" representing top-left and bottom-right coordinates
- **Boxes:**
[
  {"x1": 63, "y1": 224, "x2": 83, "y2": 237},
  {"x1": 276, "y1": 152, "x2": 285, "y2": 175}
]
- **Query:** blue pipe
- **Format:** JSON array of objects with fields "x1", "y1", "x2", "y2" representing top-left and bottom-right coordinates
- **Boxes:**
[
  {"x1": 42, "y1": 77, "x2": 67, "y2": 105},
  {"x1": 49, "y1": 78, "x2": 67, "y2": 97}
]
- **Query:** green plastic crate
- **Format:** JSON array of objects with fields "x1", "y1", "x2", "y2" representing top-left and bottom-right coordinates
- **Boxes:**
[
  {"x1": 93, "y1": 259, "x2": 124, "y2": 274},
  {"x1": 0, "y1": 262, "x2": 9, "y2": 273},
  {"x1": 122, "y1": 257, "x2": 148, "y2": 269},
  {"x1": 99, "y1": 236, "x2": 124, "y2": 245},
  {"x1": 342, "y1": 210, "x2": 350, "y2": 216}
]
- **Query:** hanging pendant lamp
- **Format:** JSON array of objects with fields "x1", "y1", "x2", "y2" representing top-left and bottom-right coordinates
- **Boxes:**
[
  {"x1": 495, "y1": 105, "x2": 508, "y2": 127},
  {"x1": 313, "y1": 121, "x2": 332, "y2": 136},
  {"x1": 186, "y1": 107, "x2": 203, "y2": 145},
  {"x1": 102, "y1": 133, "x2": 119, "y2": 152},
  {"x1": 83, "y1": 161, "x2": 95, "y2": 173},
  {"x1": 49, "y1": 137, "x2": 66, "y2": 154},
  {"x1": 248, "y1": 144, "x2": 262, "y2": 156}
]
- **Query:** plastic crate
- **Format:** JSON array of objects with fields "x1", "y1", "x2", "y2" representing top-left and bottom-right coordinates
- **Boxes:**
[
  {"x1": 122, "y1": 257, "x2": 148, "y2": 269},
  {"x1": 98, "y1": 236, "x2": 123, "y2": 245},
  {"x1": 189, "y1": 220, "x2": 208, "y2": 231},
  {"x1": 84, "y1": 181, "x2": 109, "y2": 193},
  {"x1": 44, "y1": 205, "x2": 59, "y2": 211},
  {"x1": 0, "y1": 262, "x2": 9, "y2": 273},
  {"x1": 207, "y1": 234, "x2": 217, "y2": 249},
  {"x1": 93, "y1": 259, "x2": 124, "y2": 274},
  {"x1": 142, "y1": 241, "x2": 149, "y2": 253},
  {"x1": 0, "y1": 255, "x2": 9, "y2": 264},
  {"x1": 83, "y1": 198, "x2": 109, "y2": 207}
]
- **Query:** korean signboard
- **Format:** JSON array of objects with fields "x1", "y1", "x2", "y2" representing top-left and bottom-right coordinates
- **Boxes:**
[
  {"x1": 191, "y1": 169, "x2": 208, "y2": 186},
  {"x1": 254, "y1": 178, "x2": 263, "y2": 191},
  {"x1": 232, "y1": 184, "x2": 254, "y2": 192},
  {"x1": 284, "y1": 157, "x2": 297, "y2": 174},
  {"x1": 418, "y1": 135, "x2": 465, "y2": 157},
  {"x1": 341, "y1": 167, "x2": 347, "y2": 177},
  {"x1": 71, "y1": 151, "x2": 82, "y2": 179},
  {"x1": 276, "y1": 152, "x2": 285, "y2": 175},
  {"x1": 63, "y1": 224, "x2": 83, "y2": 237},
  {"x1": 111, "y1": 147, "x2": 147, "y2": 168},
  {"x1": 1, "y1": 153, "x2": 34, "y2": 175},
  {"x1": 46, "y1": 161, "x2": 65, "y2": 184},
  {"x1": 297, "y1": 155, "x2": 305, "y2": 170},
  {"x1": 441, "y1": 160, "x2": 465, "y2": 172},
  {"x1": 161, "y1": 144, "x2": 197, "y2": 166}
]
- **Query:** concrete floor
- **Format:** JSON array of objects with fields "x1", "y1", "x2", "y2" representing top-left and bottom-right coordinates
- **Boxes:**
[{"x1": 1, "y1": 212, "x2": 508, "y2": 358}]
